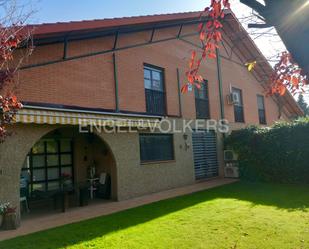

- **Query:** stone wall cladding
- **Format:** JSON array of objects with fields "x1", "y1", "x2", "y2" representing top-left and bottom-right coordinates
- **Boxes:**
[
  {"x1": 0, "y1": 125, "x2": 57, "y2": 224},
  {"x1": 0, "y1": 119, "x2": 205, "y2": 209},
  {"x1": 97, "y1": 119, "x2": 196, "y2": 201}
]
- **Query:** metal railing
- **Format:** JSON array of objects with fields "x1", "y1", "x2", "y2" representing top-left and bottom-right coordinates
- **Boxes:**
[
  {"x1": 195, "y1": 98, "x2": 210, "y2": 119},
  {"x1": 145, "y1": 89, "x2": 166, "y2": 116}
]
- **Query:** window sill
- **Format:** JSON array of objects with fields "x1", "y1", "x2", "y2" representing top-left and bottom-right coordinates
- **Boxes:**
[
  {"x1": 196, "y1": 117, "x2": 211, "y2": 120},
  {"x1": 141, "y1": 160, "x2": 176, "y2": 165}
]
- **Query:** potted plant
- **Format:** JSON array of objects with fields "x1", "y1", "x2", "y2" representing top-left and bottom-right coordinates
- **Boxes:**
[
  {"x1": 1, "y1": 202, "x2": 18, "y2": 230},
  {"x1": 0, "y1": 202, "x2": 9, "y2": 227}
]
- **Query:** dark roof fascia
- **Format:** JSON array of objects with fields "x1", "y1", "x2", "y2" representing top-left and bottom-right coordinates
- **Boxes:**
[{"x1": 32, "y1": 17, "x2": 207, "y2": 46}]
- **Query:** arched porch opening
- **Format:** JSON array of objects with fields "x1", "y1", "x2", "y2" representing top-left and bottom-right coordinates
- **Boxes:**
[{"x1": 20, "y1": 127, "x2": 117, "y2": 216}]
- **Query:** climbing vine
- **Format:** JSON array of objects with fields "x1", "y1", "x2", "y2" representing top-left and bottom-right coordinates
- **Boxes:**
[
  {"x1": 183, "y1": 0, "x2": 230, "y2": 93},
  {"x1": 185, "y1": 0, "x2": 308, "y2": 98}
]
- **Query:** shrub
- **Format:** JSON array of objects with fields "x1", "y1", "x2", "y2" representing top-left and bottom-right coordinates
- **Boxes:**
[{"x1": 225, "y1": 117, "x2": 309, "y2": 183}]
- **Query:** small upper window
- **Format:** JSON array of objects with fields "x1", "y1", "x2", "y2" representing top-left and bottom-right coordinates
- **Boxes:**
[
  {"x1": 257, "y1": 95, "x2": 266, "y2": 124},
  {"x1": 195, "y1": 81, "x2": 210, "y2": 119},
  {"x1": 232, "y1": 87, "x2": 245, "y2": 123},
  {"x1": 195, "y1": 82, "x2": 208, "y2": 100},
  {"x1": 144, "y1": 65, "x2": 166, "y2": 115},
  {"x1": 144, "y1": 66, "x2": 164, "y2": 92}
]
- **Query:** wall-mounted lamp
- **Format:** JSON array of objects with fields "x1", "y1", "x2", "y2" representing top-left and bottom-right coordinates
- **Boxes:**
[{"x1": 183, "y1": 133, "x2": 190, "y2": 151}]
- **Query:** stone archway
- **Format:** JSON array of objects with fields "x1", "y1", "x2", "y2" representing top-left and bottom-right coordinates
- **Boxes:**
[
  {"x1": 18, "y1": 127, "x2": 118, "y2": 213},
  {"x1": 0, "y1": 124, "x2": 119, "y2": 227},
  {"x1": 0, "y1": 124, "x2": 58, "y2": 226},
  {"x1": 71, "y1": 129, "x2": 118, "y2": 200}
]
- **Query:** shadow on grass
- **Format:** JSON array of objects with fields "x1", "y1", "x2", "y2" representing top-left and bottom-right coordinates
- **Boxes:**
[{"x1": 1, "y1": 181, "x2": 309, "y2": 249}]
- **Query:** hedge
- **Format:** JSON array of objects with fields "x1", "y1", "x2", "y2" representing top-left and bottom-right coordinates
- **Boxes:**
[{"x1": 225, "y1": 117, "x2": 309, "y2": 183}]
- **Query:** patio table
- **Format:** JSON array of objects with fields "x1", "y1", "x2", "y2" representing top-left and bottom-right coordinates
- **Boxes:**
[{"x1": 32, "y1": 187, "x2": 74, "y2": 213}]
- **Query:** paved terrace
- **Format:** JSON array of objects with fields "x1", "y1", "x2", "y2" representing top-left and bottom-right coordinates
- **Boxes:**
[{"x1": 0, "y1": 178, "x2": 238, "y2": 241}]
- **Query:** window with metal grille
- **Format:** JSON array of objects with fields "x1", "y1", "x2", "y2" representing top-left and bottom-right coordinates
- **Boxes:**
[
  {"x1": 21, "y1": 139, "x2": 74, "y2": 196},
  {"x1": 139, "y1": 134, "x2": 174, "y2": 163},
  {"x1": 195, "y1": 80, "x2": 210, "y2": 119},
  {"x1": 232, "y1": 87, "x2": 245, "y2": 123},
  {"x1": 144, "y1": 65, "x2": 166, "y2": 115},
  {"x1": 257, "y1": 95, "x2": 267, "y2": 124}
]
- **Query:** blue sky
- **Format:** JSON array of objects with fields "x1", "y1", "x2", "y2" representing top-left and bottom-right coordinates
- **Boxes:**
[{"x1": 32, "y1": 0, "x2": 207, "y2": 23}]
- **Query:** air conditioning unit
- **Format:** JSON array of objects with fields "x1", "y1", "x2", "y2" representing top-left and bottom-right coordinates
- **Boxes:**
[
  {"x1": 226, "y1": 92, "x2": 239, "y2": 105},
  {"x1": 224, "y1": 150, "x2": 237, "y2": 161},
  {"x1": 224, "y1": 165, "x2": 239, "y2": 178}
]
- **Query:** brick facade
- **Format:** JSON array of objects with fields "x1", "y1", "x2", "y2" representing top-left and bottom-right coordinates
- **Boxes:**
[{"x1": 17, "y1": 22, "x2": 295, "y2": 124}]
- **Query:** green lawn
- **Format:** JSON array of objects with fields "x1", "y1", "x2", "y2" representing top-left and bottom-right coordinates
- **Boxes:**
[{"x1": 1, "y1": 181, "x2": 309, "y2": 249}]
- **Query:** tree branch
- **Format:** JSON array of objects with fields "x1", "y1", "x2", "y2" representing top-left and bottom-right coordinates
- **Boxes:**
[
  {"x1": 248, "y1": 23, "x2": 272, "y2": 29},
  {"x1": 239, "y1": 0, "x2": 267, "y2": 18}
]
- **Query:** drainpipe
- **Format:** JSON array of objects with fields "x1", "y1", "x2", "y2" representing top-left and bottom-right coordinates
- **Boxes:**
[
  {"x1": 216, "y1": 48, "x2": 227, "y2": 178},
  {"x1": 216, "y1": 48, "x2": 225, "y2": 121},
  {"x1": 176, "y1": 68, "x2": 183, "y2": 117},
  {"x1": 113, "y1": 53, "x2": 119, "y2": 112}
]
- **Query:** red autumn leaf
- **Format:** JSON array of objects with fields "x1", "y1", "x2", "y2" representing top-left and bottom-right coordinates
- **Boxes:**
[
  {"x1": 199, "y1": 31, "x2": 206, "y2": 41},
  {"x1": 216, "y1": 30, "x2": 222, "y2": 40},
  {"x1": 202, "y1": 51, "x2": 207, "y2": 59},
  {"x1": 213, "y1": 3, "x2": 221, "y2": 18},
  {"x1": 196, "y1": 59, "x2": 202, "y2": 68},
  {"x1": 191, "y1": 51, "x2": 196, "y2": 60},
  {"x1": 213, "y1": 20, "x2": 223, "y2": 29},
  {"x1": 188, "y1": 74, "x2": 194, "y2": 84},
  {"x1": 206, "y1": 21, "x2": 213, "y2": 30},
  {"x1": 208, "y1": 52, "x2": 217, "y2": 59},
  {"x1": 181, "y1": 84, "x2": 188, "y2": 94},
  {"x1": 279, "y1": 86, "x2": 287, "y2": 96},
  {"x1": 195, "y1": 75, "x2": 203, "y2": 83},
  {"x1": 291, "y1": 76, "x2": 299, "y2": 86},
  {"x1": 11, "y1": 95, "x2": 17, "y2": 102}
]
